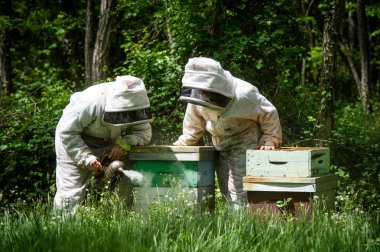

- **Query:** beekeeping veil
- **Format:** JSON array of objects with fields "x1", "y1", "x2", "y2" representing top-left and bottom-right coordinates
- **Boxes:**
[
  {"x1": 180, "y1": 57, "x2": 234, "y2": 109},
  {"x1": 102, "y1": 75, "x2": 152, "y2": 126}
]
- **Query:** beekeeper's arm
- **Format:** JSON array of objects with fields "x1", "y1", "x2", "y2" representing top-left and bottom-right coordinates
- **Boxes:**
[
  {"x1": 59, "y1": 102, "x2": 100, "y2": 169},
  {"x1": 116, "y1": 123, "x2": 152, "y2": 149},
  {"x1": 110, "y1": 122, "x2": 152, "y2": 161},
  {"x1": 248, "y1": 92, "x2": 282, "y2": 149},
  {"x1": 174, "y1": 104, "x2": 206, "y2": 146}
]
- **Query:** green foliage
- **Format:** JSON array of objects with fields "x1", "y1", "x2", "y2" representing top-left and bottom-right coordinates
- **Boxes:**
[
  {"x1": 1, "y1": 0, "x2": 379, "y2": 211},
  {"x1": 118, "y1": 32, "x2": 186, "y2": 144},
  {"x1": 332, "y1": 104, "x2": 380, "y2": 211},
  {"x1": 11, "y1": 3, "x2": 86, "y2": 89},
  {"x1": 0, "y1": 80, "x2": 71, "y2": 207}
]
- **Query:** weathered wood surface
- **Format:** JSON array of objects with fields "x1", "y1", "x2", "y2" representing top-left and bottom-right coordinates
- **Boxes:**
[
  {"x1": 131, "y1": 145, "x2": 215, "y2": 153},
  {"x1": 243, "y1": 174, "x2": 337, "y2": 193},
  {"x1": 130, "y1": 145, "x2": 216, "y2": 161},
  {"x1": 247, "y1": 189, "x2": 336, "y2": 217},
  {"x1": 243, "y1": 173, "x2": 336, "y2": 183},
  {"x1": 246, "y1": 147, "x2": 330, "y2": 177}
]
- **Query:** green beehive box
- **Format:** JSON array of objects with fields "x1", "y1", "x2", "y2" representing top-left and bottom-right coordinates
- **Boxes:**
[
  {"x1": 246, "y1": 147, "x2": 330, "y2": 177},
  {"x1": 129, "y1": 145, "x2": 216, "y2": 211}
]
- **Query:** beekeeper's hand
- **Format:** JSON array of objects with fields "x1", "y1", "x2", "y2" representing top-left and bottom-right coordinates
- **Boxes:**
[
  {"x1": 258, "y1": 145, "x2": 275, "y2": 150},
  {"x1": 87, "y1": 159, "x2": 102, "y2": 171},
  {"x1": 108, "y1": 145, "x2": 125, "y2": 161}
]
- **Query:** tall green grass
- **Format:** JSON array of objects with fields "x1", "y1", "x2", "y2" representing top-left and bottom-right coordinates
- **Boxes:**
[{"x1": 0, "y1": 190, "x2": 379, "y2": 252}]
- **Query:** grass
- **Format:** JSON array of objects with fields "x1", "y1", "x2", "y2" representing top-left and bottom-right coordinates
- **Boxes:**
[{"x1": 0, "y1": 188, "x2": 379, "y2": 252}]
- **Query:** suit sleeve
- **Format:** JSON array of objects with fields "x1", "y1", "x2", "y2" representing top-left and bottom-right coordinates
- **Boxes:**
[
  {"x1": 174, "y1": 104, "x2": 206, "y2": 146},
  {"x1": 58, "y1": 102, "x2": 98, "y2": 167},
  {"x1": 122, "y1": 123, "x2": 152, "y2": 146},
  {"x1": 249, "y1": 92, "x2": 282, "y2": 147}
]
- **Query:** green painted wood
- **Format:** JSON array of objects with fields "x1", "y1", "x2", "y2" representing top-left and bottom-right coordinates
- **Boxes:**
[
  {"x1": 133, "y1": 161, "x2": 197, "y2": 187},
  {"x1": 132, "y1": 160, "x2": 215, "y2": 188},
  {"x1": 246, "y1": 147, "x2": 330, "y2": 177},
  {"x1": 130, "y1": 145, "x2": 216, "y2": 188}
]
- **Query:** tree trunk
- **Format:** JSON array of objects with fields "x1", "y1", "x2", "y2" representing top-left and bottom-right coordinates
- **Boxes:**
[
  {"x1": 338, "y1": 40, "x2": 361, "y2": 94},
  {"x1": 0, "y1": 0, "x2": 13, "y2": 96},
  {"x1": 357, "y1": 0, "x2": 370, "y2": 115},
  {"x1": 317, "y1": 0, "x2": 345, "y2": 147},
  {"x1": 92, "y1": 0, "x2": 115, "y2": 84},
  {"x1": 85, "y1": 0, "x2": 95, "y2": 86},
  {"x1": 212, "y1": 0, "x2": 221, "y2": 37},
  {"x1": 297, "y1": 0, "x2": 319, "y2": 86},
  {"x1": 163, "y1": 0, "x2": 174, "y2": 52}
]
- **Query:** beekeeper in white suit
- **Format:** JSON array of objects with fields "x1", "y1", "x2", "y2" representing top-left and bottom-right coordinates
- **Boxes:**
[
  {"x1": 174, "y1": 57, "x2": 282, "y2": 210},
  {"x1": 54, "y1": 75, "x2": 152, "y2": 210}
]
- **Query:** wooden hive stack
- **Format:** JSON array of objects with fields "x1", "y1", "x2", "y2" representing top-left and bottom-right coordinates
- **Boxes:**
[
  {"x1": 129, "y1": 145, "x2": 216, "y2": 212},
  {"x1": 243, "y1": 147, "x2": 337, "y2": 216}
]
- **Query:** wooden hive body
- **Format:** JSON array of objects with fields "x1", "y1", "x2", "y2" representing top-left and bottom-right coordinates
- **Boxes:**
[
  {"x1": 246, "y1": 147, "x2": 330, "y2": 177},
  {"x1": 129, "y1": 145, "x2": 216, "y2": 211},
  {"x1": 243, "y1": 174, "x2": 338, "y2": 216}
]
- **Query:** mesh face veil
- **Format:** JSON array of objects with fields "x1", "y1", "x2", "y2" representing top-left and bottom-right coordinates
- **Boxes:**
[
  {"x1": 179, "y1": 58, "x2": 235, "y2": 109},
  {"x1": 102, "y1": 76, "x2": 152, "y2": 126},
  {"x1": 180, "y1": 87, "x2": 231, "y2": 109},
  {"x1": 102, "y1": 109, "x2": 151, "y2": 126}
]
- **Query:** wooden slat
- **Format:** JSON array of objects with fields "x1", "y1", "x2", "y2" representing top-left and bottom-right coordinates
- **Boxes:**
[
  {"x1": 129, "y1": 145, "x2": 216, "y2": 160},
  {"x1": 131, "y1": 145, "x2": 215, "y2": 153},
  {"x1": 243, "y1": 174, "x2": 338, "y2": 193},
  {"x1": 243, "y1": 179, "x2": 337, "y2": 193},
  {"x1": 243, "y1": 174, "x2": 337, "y2": 184},
  {"x1": 129, "y1": 151, "x2": 216, "y2": 161}
]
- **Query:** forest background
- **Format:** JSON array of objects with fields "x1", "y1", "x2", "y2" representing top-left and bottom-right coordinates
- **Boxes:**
[{"x1": 0, "y1": 0, "x2": 379, "y2": 212}]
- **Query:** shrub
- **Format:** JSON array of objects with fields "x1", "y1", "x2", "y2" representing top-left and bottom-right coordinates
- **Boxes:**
[
  {"x1": 0, "y1": 81, "x2": 71, "y2": 208},
  {"x1": 332, "y1": 104, "x2": 380, "y2": 211}
]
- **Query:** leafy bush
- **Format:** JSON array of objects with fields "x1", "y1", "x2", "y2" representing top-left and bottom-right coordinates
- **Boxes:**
[
  {"x1": 0, "y1": 80, "x2": 71, "y2": 207},
  {"x1": 118, "y1": 34, "x2": 186, "y2": 144},
  {"x1": 332, "y1": 104, "x2": 380, "y2": 211}
]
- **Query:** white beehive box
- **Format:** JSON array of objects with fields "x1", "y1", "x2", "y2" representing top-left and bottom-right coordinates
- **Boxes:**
[{"x1": 246, "y1": 147, "x2": 330, "y2": 177}]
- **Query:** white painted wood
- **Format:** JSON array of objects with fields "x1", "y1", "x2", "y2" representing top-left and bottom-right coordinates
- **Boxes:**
[
  {"x1": 131, "y1": 145, "x2": 215, "y2": 153},
  {"x1": 246, "y1": 147, "x2": 330, "y2": 177},
  {"x1": 243, "y1": 174, "x2": 338, "y2": 193},
  {"x1": 243, "y1": 174, "x2": 337, "y2": 184},
  {"x1": 129, "y1": 152, "x2": 215, "y2": 161},
  {"x1": 129, "y1": 145, "x2": 216, "y2": 161}
]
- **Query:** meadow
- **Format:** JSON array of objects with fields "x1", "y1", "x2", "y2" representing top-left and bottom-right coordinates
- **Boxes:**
[{"x1": 0, "y1": 186, "x2": 379, "y2": 252}]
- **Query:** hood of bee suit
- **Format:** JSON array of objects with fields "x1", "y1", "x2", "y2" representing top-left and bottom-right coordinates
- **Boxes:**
[
  {"x1": 102, "y1": 75, "x2": 152, "y2": 127},
  {"x1": 104, "y1": 75, "x2": 150, "y2": 112},
  {"x1": 180, "y1": 57, "x2": 235, "y2": 109}
]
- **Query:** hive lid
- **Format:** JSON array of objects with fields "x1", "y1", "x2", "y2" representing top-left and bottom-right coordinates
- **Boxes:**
[
  {"x1": 129, "y1": 145, "x2": 216, "y2": 161},
  {"x1": 130, "y1": 145, "x2": 215, "y2": 153}
]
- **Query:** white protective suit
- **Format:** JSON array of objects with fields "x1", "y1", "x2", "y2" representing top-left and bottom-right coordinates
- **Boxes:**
[
  {"x1": 174, "y1": 58, "x2": 282, "y2": 209},
  {"x1": 54, "y1": 75, "x2": 152, "y2": 210}
]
